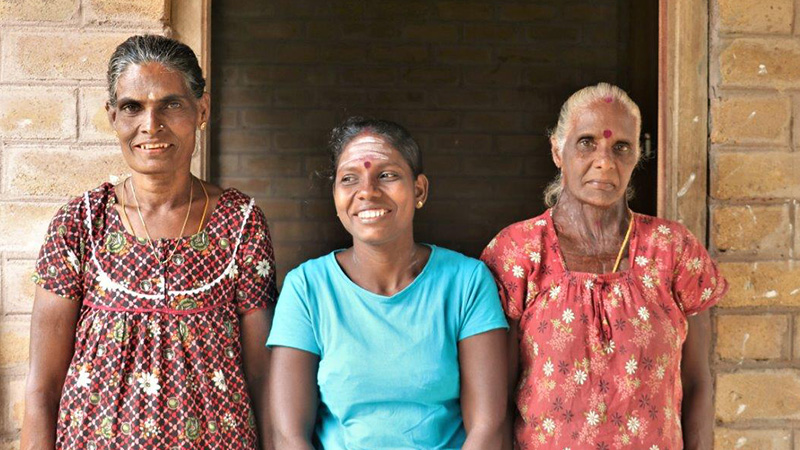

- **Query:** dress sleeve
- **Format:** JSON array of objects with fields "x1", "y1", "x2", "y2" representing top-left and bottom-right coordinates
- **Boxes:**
[
  {"x1": 458, "y1": 262, "x2": 509, "y2": 341},
  {"x1": 234, "y1": 204, "x2": 278, "y2": 314},
  {"x1": 672, "y1": 226, "x2": 729, "y2": 316},
  {"x1": 34, "y1": 200, "x2": 86, "y2": 301},
  {"x1": 480, "y1": 229, "x2": 531, "y2": 321},
  {"x1": 266, "y1": 269, "x2": 320, "y2": 355}
]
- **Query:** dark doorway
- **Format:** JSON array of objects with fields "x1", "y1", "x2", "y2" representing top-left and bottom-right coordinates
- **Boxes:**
[{"x1": 211, "y1": 0, "x2": 662, "y2": 278}]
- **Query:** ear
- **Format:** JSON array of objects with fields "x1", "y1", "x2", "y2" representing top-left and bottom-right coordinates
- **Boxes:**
[
  {"x1": 105, "y1": 101, "x2": 117, "y2": 133},
  {"x1": 414, "y1": 174, "x2": 429, "y2": 206},
  {"x1": 197, "y1": 92, "x2": 210, "y2": 126},
  {"x1": 550, "y1": 136, "x2": 563, "y2": 169}
]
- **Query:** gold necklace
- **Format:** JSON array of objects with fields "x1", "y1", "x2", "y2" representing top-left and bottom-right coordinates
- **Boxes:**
[
  {"x1": 611, "y1": 211, "x2": 634, "y2": 273},
  {"x1": 119, "y1": 176, "x2": 209, "y2": 264}
]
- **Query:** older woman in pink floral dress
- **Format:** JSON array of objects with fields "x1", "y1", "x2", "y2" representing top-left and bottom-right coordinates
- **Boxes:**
[
  {"x1": 21, "y1": 35, "x2": 277, "y2": 449},
  {"x1": 481, "y1": 83, "x2": 727, "y2": 450}
]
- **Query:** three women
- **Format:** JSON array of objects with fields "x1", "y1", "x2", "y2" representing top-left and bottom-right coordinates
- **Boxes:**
[{"x1": 22, "y1": 34, "x2": 726, "y2": 450}]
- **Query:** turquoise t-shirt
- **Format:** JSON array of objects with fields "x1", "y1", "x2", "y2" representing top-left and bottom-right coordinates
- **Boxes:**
[{"x1": 267, "y1": 245, "x2": 508, "y2": 449}]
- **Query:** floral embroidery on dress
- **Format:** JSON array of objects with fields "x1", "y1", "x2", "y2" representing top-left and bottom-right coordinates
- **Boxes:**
[{"x1": 481, "y1": 210, "x2": 728, "y2": 450}]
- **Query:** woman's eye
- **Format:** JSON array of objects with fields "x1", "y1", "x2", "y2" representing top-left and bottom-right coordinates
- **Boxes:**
[
  {"x1": 578, "y1": 138, "x2": 594, "y2": 148},
  {"x1": 166, "y1": 101, "x2": 182, "y2": 109},
  {"x1": 615, "y1": 144, "x2": 631, "y2": 153},
  {"x1": 120, "y1": 103, "x2": 140, "y2": 113},
  {"x1": 379, "y1": 172, "x2": 398, "y2": 180},
  {"x1": 339, "y1": 175, "x2": 356, "y2": 184}
]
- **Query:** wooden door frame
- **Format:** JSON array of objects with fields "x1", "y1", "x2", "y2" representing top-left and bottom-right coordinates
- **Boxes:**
[
  {"x1": 658, "y1": 0, "x2": 710, "y2": 242},
  {"x1": 171, "y1": 0, "x2": 212, "y2": 180}
]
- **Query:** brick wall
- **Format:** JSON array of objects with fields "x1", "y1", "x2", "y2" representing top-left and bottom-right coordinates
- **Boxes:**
[
  {"x1": 211, "y1": 0, "x2": 632, "y2": 281},
  {"x1": 709, "y1": 0, "x2": 800, "y2": 448},
  {"x1": 0, "y1": 1, "x2": 168, "y2": 446}
]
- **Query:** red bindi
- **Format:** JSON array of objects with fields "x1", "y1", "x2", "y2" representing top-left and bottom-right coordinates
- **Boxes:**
[
  {"x1": 603, "y1": 96, "x2": 613, "y2": 103},
  {"x1": 364, "y1": 161, "x2": 371, "y2": 169},
  {"x1": 603, "y1": 129, "x2": 613, "y2": 138}
]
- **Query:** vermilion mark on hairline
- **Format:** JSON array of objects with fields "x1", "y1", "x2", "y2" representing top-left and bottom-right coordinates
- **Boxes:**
[
  {"x1": 603, "y1": 96, "x2": 613, "y2": 103},
  {"x1": 364, "y1": 161, "x2": 372, "y2": 169},
  {"x1": 603, "y1": 129, "x2": 613, "y2": 138}
]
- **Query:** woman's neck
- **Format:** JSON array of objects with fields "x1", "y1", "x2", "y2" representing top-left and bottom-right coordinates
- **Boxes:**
[
  {"x1": 128, "y1": 172, "x2": 194, "y2": 212},
  {"x1": 341, "y1": 237, "x2": 430, "y2": 296},
  {"x1": 552, "y1": 190, "x2": 629, "y2": 253}
]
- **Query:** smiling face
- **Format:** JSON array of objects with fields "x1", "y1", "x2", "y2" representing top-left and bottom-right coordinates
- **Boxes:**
[
  {"x1": 552, "y1": 100, "x2": 640, "y2": 208},
  {"x1": 106, "y1": 62, "x2": 209, "y2": 176},
  {"x1": 333, "y1": 133, "x2": 428, "y2": 247}
]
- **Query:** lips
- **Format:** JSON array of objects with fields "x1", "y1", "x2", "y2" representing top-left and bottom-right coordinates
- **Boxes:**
[{"x1": 586, "y1": 180, "x2": 616, "y2": 190}]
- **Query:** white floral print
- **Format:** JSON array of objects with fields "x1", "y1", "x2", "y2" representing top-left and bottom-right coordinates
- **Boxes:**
[{"x1": 138, "y1": 372, "x2": 160, "y2": 396}]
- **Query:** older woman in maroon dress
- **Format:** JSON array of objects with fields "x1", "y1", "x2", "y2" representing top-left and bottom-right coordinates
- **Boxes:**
[{"x1": 21, "y1": 35, "x2": 277, "y2": 449}]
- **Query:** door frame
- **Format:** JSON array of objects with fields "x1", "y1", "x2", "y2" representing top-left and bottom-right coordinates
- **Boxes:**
[{"x1": 658, "y1": 0, "x2": 710, "y2": 242}]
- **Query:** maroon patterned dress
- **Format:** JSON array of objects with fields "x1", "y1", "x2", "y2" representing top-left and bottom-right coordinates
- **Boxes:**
[{"x1": 34, "y1": 183, "x2": 277, "y2": 449}]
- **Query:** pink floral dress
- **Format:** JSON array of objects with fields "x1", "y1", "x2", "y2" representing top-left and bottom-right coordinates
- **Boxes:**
[
  {"x1": 480, "y1": 210, "x2": 727, "y2": 450},
  {"x1": 34, "y1": 183, "x2": 277, "y2": 449}
]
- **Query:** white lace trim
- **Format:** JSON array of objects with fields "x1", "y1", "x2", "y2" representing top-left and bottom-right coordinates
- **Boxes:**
[{"x1": 85, "y1": 191, "x2": 254, "y2": 299}]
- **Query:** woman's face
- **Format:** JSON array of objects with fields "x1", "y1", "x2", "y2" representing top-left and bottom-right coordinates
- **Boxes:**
[
  {"x1": 333, "y1": 133, "x2": 428, "y2": 247},
  {"x1": 106, "y1": 62, "x2": 209, "y2": 177},
  {"x1": 552, "y1": 100, "x2": 639, "y2": 208}
]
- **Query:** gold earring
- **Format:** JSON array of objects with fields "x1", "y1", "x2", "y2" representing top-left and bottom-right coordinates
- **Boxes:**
[
  {"x1": 199, "y1": 122, "x2": 207, "y2": 131},
  {"x1": 416, "y1": 201, "x2": 424, "y2": 209}
]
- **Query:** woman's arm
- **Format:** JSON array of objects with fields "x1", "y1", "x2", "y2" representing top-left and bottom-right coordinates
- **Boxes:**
[
  {"x1": 681, "y1": 310, "x2": 713, "y2": 450},
  {"x1": 459, "y1": 328, "x2": 508, "y2": 450},
  {"x1": 501, "y1": 320, "x2": 519, "y2": 450},
  {"x1": 269, "y1": 347, "x2": 319, "y2": 450},
  {"x1": 20, "y1": 287, "x2": 81, "y2": 450},
  {"x1": 240, "y1": 306, "x2": 275, "y2": 450}
]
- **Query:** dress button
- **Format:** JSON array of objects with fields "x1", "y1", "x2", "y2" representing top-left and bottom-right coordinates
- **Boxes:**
[{"x1": 172, "y1": 254, "x2": 184, "y2": 265}]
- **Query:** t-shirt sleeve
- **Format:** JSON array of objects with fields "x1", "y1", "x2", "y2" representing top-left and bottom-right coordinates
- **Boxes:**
[
  {"x1": 234, "y1": 204, "x2": 278, "y2": 314},
  {"x1": 672, "y1": 226, "x2": 728, "y2": 316},
  {"x1": 479, "y1": 230, "x2": 530, "y2": 321},
  {"x1": 34, "y1": 200, "x2": 86, "y2": 301},
  {"x1": 266, "y1": 269, "x2": 320, "y2": 355},
  {"x1": 458, "y1": 262, "x2": 510, "y2": 341}
]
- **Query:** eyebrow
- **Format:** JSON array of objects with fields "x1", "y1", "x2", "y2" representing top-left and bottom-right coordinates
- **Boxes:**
[{"x1": 116, "y1": 94, "x2": 190, "y2": 104}]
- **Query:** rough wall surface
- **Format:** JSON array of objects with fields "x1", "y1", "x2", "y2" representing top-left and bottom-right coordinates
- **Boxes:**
[
  {"x1": 0, "y1": 1, "x2": 168, "y2": 446},
  {"x1": 211, "y1": 0, "x2": 628, "y2": 280},
  {"x1": 711, "y1": 0, "x2": 800, "y2": 448}
]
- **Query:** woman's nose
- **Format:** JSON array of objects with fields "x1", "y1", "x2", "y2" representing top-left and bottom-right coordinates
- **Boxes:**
[
  {"x1": 356, "y1": 177, "x2": 381, "y2": 199},
  {"x1": 141, "y1": 109, "x2": 162, "y2": 134}
]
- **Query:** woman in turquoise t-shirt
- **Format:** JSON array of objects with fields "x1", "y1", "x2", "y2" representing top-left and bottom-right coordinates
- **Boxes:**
[{"x1": 267, "y1": 117, "x2": 509, "y2": 449}]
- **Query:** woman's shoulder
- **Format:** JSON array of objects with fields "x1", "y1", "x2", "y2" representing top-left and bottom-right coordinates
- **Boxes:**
[
  {"x1": 633, "y1": 212, "x2": 699, "y2": 244},
  {"x1": 427, "y1": 245, "x2": 486, "y2": 275},
  {"x1": 284, "y1": 251, "x2": 339, "y2": 285},
  {"x1": 54, "y1": 182, "x2": 115, "y2": 221},
  {"x1": 483, "y1": 210, "x2": 551, "y2": 255}
]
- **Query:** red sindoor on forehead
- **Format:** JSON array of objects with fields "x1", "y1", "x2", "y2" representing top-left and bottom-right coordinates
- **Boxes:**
[
  {"x1": 603, "y1": 96, "x2": 613, "y2": 103},
  {"x1": 603, "y1": 129, "x2": 613, "y2": 138},
  {"x1": 364, "y1": 161, "x2": 372, "y2": 169}
]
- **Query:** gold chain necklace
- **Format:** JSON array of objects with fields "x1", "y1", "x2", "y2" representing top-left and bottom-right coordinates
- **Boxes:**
[{"x1": 119, "y1": 176, "x2": 209, "y2": 265}]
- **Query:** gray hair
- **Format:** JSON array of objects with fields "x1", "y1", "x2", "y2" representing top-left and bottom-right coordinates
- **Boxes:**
[
  {"x1": 544, "y1": 82, "x2": 642, "y2": 207},
  {"x1": 107, "y1": 35, "x2": 205, "y2": 106}
]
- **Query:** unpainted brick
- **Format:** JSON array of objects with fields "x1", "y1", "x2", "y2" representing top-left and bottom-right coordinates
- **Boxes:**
[
  {"x1": 0, "y1": 203, "x2": 61, "y2": 251},
  {"x1": 369, "y1": 44, "x2": 429, "y2": 63},
  {"x1": 795, "y1": 314, "x2": 800, "y2": 360},
  {"x1": 435, "y1": 2, "x2": 493, "y2": 21},
  {"x1": 3, "y1": 32, "x2": 132, "y2": 81},
  {"x1": 711, "y1": 204, "x2": 791, "y2": 258},
  {"x1": 254, "y1": 198, "x2": 302, "y2": 220},
  {"x1": 718, "y1": 39, "x2": 800, "y2": 90},
  {"x1": 436, "y1": 46, "x2": 493, "y2": 64},
  {"x1": 5, "y1": 146, "x2": 128, "y2": 197},
  {"x1": 342, "y1": 67, "x2": 397, "y2": 85},
  {"x1": 717, "y1": 0, "x2": 793, "y2": 34},
  {"x1": 79, "y1": 87, "x2": 114, "y2": 141},
  {"x1": 402, "y1": 24, "x2": 459, "y2": 42},
  {"x1": 716, "y1": 370, "x2": 800, "y2": 421},
  {"x1": 0, "y1": 319, "x2": 30, "y2": 368},
  {"x1": 217, "y1": 177, "x2": 271, "y2": 197},
  {"x1": 83, "y1": 0, "x2": 167, "y2": 25},
  {"x1": 431, "y1": 134, "x2": 493, "y2": 153},
  {"x1": 712, "y1": 152, "x2": 800, "y2": 200},
  {"x1": 464, "y1": 24, "x2": 519, "y2": 42},
  {"x1": 710, "y1": 96, "x2": 791, "y2": 146},
  {"x1": 0, "y1": 377, "x2": 25, "y2": 433},
  {"x1": 497, "y1": 4, "x2": 556, "y2": 21},
  {"x1": 401, "y1": 67, "x2": 460, "y2": 87},
  {"x1": 0, "y1": 0, "x2": 77, "y2": 22},
  {"x1": 713, "y1": 428, "x2": 791, "y2": 450},
  {"x1": 3, "y1": 259, "x2": 35, "y2": 315},
  {"x1": 719, "y1": 261, "x2": 800, "y2": 308},
  {"x1": 239, "y1": 155, "x2": 303, "y2": 177},
  {"x1": 0, "y1": 87, "x2": 76, "y2": 140},
  {"x1": 716, "y1": 314, "x2": 789, "y2": 360}
]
